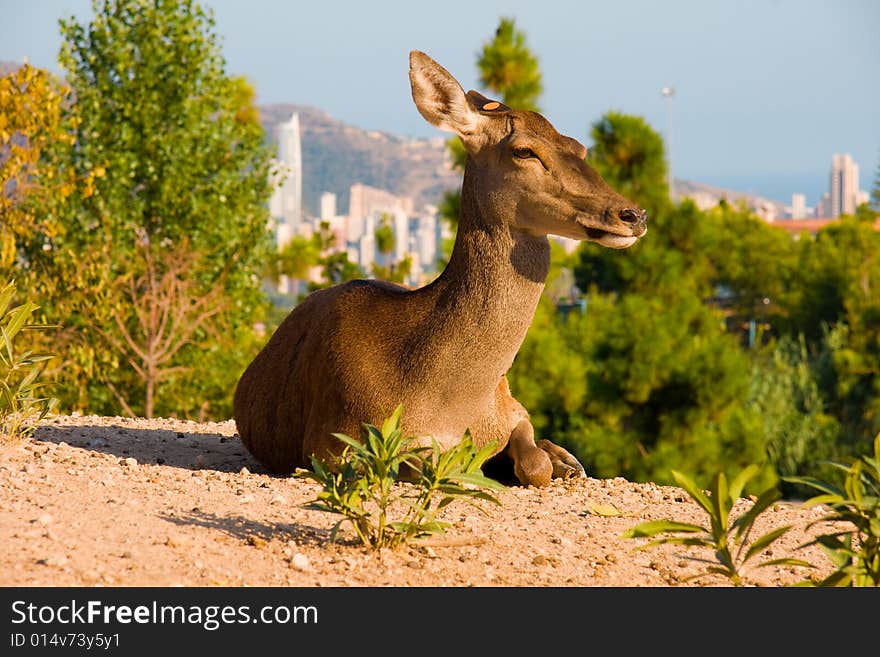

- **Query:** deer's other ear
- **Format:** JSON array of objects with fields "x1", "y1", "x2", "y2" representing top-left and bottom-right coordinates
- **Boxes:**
[{"x1": 409, "y1": 50, "x2": 480, "y2": 138}]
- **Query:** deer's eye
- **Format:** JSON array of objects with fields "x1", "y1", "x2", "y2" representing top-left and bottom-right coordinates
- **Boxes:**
[{"x1": 513, "y1": 147, "x2": 535, "y2": 160}]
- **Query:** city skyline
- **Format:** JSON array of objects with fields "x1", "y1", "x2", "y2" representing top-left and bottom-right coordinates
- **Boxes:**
[{"x1": 3, "y1": 0, "x2": 878, "y2": 207}]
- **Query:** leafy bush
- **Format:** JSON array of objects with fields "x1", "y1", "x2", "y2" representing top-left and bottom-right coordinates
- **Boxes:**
[
  {"x1": 744, "y1": 336, "x2": 840, "y2": 496},
  {"x1": 0, "y1": 280, "x2": 58, "y2": 442},
  {"x1": 623, "y1": 466, "x2": 811, "y2": 586},
  {"x1": 786, "y1": 433, "x2": 880, "y2": 586},
  {"x1": 298, "y1": 406, "x2": 505, "y2": 549}
]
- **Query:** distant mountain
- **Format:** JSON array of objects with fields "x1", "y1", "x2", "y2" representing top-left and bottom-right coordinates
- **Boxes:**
[
  {"x1": 259, "y1": 104, "x2": 460, "y2": 217},
  {"x1": 672, "y1": 179, "x2": 787, "y2": 218},
  {"x1": 259, "y1": 102, "x2": 791, "y2": 221}
]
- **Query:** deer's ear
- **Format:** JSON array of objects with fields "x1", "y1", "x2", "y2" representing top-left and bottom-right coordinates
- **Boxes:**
[{"x1": 409, "y1": 51, "x2": 480, "y2": 137}]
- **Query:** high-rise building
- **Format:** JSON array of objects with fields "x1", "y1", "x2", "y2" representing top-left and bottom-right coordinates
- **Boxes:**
[
  {"x1": 829, "y1": 153, "x2": 859, "y2": 218},
  {"x1": 270, "y1": 113, "x2": 303, "y2": 236},
  {"x1": 816, "y1": 192, "x2": 832, "y2": 218},
  {"x1": 320, "y1": 192, "x2": 337, "y2": 221},
  {"x1": 348, "y1": 183, "x2": 413, "y2": 222},
  {"x1": 789, "y1": 193, "x2": 806, "y2": 219}
]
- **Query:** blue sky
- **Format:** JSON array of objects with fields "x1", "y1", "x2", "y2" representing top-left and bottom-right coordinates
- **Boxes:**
[{"x1": 3, "y1": 0, "x2": 878, "y2": 205}]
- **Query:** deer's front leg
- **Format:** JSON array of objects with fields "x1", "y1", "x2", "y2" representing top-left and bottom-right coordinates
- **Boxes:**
[
  {"x1": 507, "y1": 419, "x2": 554, "y2": 487},
  {"x1": 506, "y1": 420, "x2": 587, "y2": 486}
]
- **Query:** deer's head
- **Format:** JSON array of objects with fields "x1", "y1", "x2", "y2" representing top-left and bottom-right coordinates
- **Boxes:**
[{"x1": 410, "y1": 51, "x2": 647, "y2": 248}]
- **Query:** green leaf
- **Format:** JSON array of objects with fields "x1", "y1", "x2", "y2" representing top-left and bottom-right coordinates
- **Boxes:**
[
  {"x1": 758, "y1": 558, "x2": 815, "y2": 569},
  {"x1": 468, "y1": 441, "x2": 499, "y2": 473},
  {"x1": 713, "y1": 471, "x2": 730, "y2": 533},
  {"x1": 742, "y1": 525, "x2": 791, "y2": 564},
  {"x1": 732, "y1": 488, "x2": 782, "y2": 542},
  {"x1": 784, "y1": 475, "x2": 843, "y2": 498},
  {"x1": 799, "y1": 493, "x2": 844, "y2": 509},
  {"x1": 0, "y1": 281, "x2": 16, "y2": 319},
  {"x1": 671, "y1": 470, "x2": 713, "y2": 517},
  {"x1": 622, "y1": 520, "x2": 706, "y2": 538},
  {"x1": 635, "y1": 536, "x2": 715, "y2": 551},
  {"x1": 729, "y1": 464, "x2": 760, "y2": 502},
  {"x1": 381, "y1": 404, "x2": 403, "y2": 437},
  {"x1": 447, "y1": 471, "x2": 507, "y2": 491},
  {"x1": 817, "y1": 570, "x2": 853, "y2": 587},
  {"x1": 3, "y1": 302, "x2": 39, "y2": 342}
]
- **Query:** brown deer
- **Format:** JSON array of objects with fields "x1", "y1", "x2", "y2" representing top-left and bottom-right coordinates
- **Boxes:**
[{"x1": 234, "y1": 51, "x2": 647, "y2": 486}]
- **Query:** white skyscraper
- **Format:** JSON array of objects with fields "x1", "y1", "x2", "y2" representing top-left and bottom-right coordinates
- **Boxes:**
[
  {"x1": 270, "y1": 113, "x2": 303, "y2": 235},
  {"x1": 829, "y1": 153, "x2": 859, "y2": 218},
  {"x1": 320, "y1": 192, "x2": 337, "y2": 221},
  {"x1": 789, "y1": 193, "x2": 806, "y2": 219}
]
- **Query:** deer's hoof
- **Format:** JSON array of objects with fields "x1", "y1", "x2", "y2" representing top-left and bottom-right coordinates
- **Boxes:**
[{"x1": 536, "y1": 439, "x2": 587, "y2": 480}]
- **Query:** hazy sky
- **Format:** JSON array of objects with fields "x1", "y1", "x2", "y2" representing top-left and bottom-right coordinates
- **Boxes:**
[{"x1": 3, "y1": 0, "x2": 878, "y2": 205}]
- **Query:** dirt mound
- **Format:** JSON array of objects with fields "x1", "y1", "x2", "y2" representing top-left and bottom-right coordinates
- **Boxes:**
[{"x1": 1, "y1": 414, "x2": 833, "y2": 587}]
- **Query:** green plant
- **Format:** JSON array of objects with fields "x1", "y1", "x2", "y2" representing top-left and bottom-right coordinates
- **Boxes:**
[
  {"x1": 786, "y1": 434, "x2": 880, "y2": 586},
  {"x1": 0, "y1": 280, "x2": 58, "y2": 442},
  {"x1": 622, "y1": 466, "x2": 812, "y2": 586},
  {"x1": 298, "y1": 406, "x2": 505, "y2": 550}
]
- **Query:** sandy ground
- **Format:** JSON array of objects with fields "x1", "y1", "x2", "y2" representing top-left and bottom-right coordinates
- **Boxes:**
[{"x1": 0, "y1": 414, "x2": 837, "y2": 587}]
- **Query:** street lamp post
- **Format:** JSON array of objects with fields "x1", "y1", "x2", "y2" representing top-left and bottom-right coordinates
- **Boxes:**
[{"x1": 661, "y1": 85, "x2": 675, "y2": 197}]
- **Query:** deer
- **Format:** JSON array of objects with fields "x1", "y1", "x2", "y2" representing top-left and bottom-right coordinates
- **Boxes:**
[{"x1": 233, "y1": 51, "x2": 647, "y2": 487}]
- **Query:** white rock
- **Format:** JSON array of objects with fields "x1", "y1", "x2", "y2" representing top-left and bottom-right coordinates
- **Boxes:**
[{"x1": 290, "y1": 553, "x2": 310, "y2": 572}]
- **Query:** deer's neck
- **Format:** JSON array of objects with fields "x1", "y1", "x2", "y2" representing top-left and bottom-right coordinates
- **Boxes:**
[{"x1": 425, "y1": 169, "x2": 549, "y2": 378}]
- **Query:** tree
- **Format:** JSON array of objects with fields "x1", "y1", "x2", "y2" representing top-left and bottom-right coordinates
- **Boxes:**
[
  {"x1": 92, "y1": 234, "x2": 229, "y2": 417},
  {"x1": 478, "y1": 17, "x2": 542, "y2": 112},
  {"x1": 872, "y1": 153, "x2": 880, "y2": 210},
  {"x1": 589, "y1": 112, "x2": 669, "y2": 216},
  {"x1": 0, "y1": 64, "x2": 100, "y2": 274},
  {"x1": 29, "y1": 0, "x2": 275, "y2": 418},
  {"x1": 273, "y1": 221, "x2": 365, "y2": 297},
  {"x1": 369, "y1": 214, "x2": 412, "y2": 284},
  {"x1": 374, "y1": 214, "x2": 395, "y2": 264},
  {"x1": 786, "y1": 217, "x2": 880, "y2": 450}
]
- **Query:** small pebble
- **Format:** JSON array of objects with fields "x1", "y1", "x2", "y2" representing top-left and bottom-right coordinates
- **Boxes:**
[{"x1": 291, "y1": 553, "x2": 310, "y2": 571}]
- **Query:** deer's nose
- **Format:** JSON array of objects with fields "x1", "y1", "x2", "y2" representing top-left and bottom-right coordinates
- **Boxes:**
[{"x1": 619, "y1": 208, "x2": 647, "y2": 224}]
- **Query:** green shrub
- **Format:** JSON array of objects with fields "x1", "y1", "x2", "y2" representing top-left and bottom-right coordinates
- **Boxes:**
[
  {"x1": 786, "y1": 433, "x2": 880, "y2": 586},
  {"x1": 298, "y1": 406, "x2": 505, "y2": 550},
  {"x1": 0, "y1": 280, "x2": 58, "y2": 442},
  {"x1": 623, "y1": 466, "x2": 812, "y2": 586}
]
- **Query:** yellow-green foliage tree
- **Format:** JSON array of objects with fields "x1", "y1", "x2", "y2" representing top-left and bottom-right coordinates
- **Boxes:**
[{"x1": 0, "y1": 63, "x2": 101, "y2": 276}]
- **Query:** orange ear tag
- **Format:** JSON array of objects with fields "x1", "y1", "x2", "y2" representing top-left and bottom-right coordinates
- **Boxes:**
[{"x1": 482, "y1": 101, "x2": 500, "y2": 111}]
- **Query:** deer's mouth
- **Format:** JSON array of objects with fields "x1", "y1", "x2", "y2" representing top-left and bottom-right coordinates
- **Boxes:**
[{"x1": 579, "y1": 223, "x2": 645, "y2": 249}]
